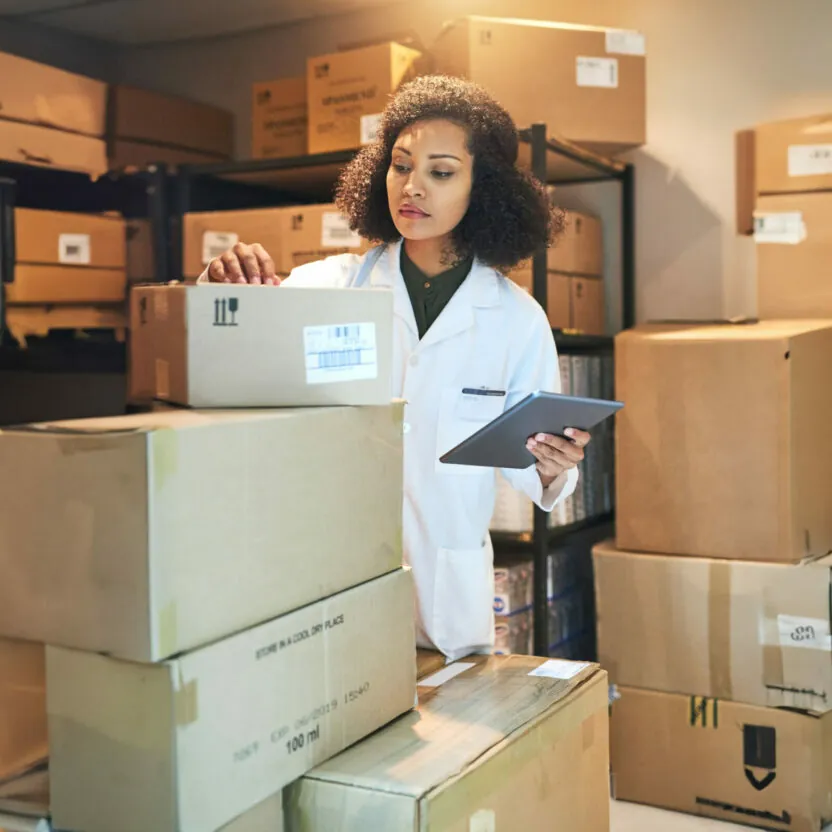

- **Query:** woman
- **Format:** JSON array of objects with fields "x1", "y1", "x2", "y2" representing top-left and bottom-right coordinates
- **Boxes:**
[{"x1": 200, "y1": 75, "x2": 591, "y2": 661}]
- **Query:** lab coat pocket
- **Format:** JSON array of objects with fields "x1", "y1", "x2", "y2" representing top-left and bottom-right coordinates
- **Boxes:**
[
  {"x1": 432, "y1": 543, "x2": 495, "y2": 657},
  {"x1": 435, "y1": 387, "x2": 505, "y2": 475}
]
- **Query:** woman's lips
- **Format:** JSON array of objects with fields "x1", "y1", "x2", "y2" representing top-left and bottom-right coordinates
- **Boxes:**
[{"x1": 399, "y1": 206, "x2": 430, "y2": 219}]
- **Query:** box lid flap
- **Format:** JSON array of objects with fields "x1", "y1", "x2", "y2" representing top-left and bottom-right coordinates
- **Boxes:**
[{"x1": 304, "y1": 655, "x2": 601, "y2": 798}]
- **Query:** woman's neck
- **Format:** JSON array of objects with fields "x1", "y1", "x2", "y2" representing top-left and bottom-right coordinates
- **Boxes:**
[{"x1": 403, "y1": 236, "x2": 453, "y2": 278}]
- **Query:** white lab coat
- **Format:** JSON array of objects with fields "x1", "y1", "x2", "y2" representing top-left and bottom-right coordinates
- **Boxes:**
[{"x1": 283, "y1": 239, "x2": 578, "y2": 660}]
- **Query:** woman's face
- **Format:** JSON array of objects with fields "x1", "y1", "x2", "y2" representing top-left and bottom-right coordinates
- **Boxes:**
[{"x1": 386, "y1": 118, "x2": 473, "y2": 242}]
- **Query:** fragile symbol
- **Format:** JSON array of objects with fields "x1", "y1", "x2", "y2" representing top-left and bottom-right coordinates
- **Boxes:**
[{"x1": 214, "y1": 297, "x2": 239, "y2": 327}]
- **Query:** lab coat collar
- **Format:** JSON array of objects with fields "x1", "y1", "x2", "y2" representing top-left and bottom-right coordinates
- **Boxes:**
[{"x1": 366, "y1": 240, "x2": 502, "y2": 346}]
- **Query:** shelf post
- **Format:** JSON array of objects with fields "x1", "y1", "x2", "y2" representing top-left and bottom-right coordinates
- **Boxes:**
[
  {"x1": 532, "y1": 505, "x2": 549, "y2": 657},
  {"x1": 0, "y1": 177, "x2": 16, "y2": 341},
  {"x1": 621, "y1": 163, "x2": 636, "y2": 329},
  {"x1": 530, "y1": 123, "x2": 548, "y2": 314},
  {"x1": 146, "y1": 164, "x2": 170, "y2": 284}
]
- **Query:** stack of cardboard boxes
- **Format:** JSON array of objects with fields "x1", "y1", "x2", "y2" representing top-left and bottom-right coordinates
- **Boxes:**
[{"x1": 595, "y1": 316, "x2": 832, "y2": 829}]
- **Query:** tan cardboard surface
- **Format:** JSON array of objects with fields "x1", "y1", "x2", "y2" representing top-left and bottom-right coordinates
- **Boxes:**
[
  {"x1": 129, "y1": 283, "x2": 392, "y2": 408},
  {"x1": 0, "y1": 404, "x2": 403, "y2": 662},
  {"x1": 755, "y1": 114, "x2": 832, "y2": 195},
  {"x1": 108, "y1": 139, "x2": 225, "y2": 170},
  {"x1": 0, "y1": 52, "x2": 106, "y2": 136},
  {"x1": 252, "y1": 77, "x2": 307, "y2": 159},
  {"x1": 736, "y1": 129, "x2": 756, "y2": 235},
  {"x1": 594, "y1": 540, "x2": 832, "y2": 712},
  {"x1": 6, "y1": 265, "x2": 127, "y2": 304},
  {"x1": 615, "y1": 321, "x2": 832, "y2": 561},
  {"x1": 287, "y1": 655, "x2": 610, "y2": 832},
  {"x1": 756, "y1": 191, "x2": 832, "y2": 318},
  {"x1": 611, "y1": 686, "x2": 832, "y2": 832},
  {"x1": 433, "y1": 17, "x2": 646, "y2": 154},
  {"x1": 0, "y1": 639, "x2": 46, "y2": 783},
  {"x1": 109, "y1": 85, "x2": 233, "y2": 157},
  {"x1": 48, "y1": 569, "x2": 416, "y2": 832},
  {"x1": 0, "y1": 120, "x2": 107, "y2": 178},
  {"x1": 307, "y1": 42, "x2": 421, "y2": 154}
]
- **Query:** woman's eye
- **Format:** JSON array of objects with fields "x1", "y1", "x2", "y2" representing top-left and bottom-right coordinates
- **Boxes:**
[
  {"x1": 392, "y1": 163, "x2": 410, "y2": 174},
  {"x1": 431, "y1": 170, "x2": 454, "y2": 180}
]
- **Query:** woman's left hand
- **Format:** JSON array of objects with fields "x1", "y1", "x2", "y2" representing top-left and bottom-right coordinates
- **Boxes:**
[{"x1": 527, "y1": 428, "x2": 592, "y2": 487}]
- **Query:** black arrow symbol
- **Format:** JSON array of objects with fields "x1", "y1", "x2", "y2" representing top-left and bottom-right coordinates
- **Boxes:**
[{"x1": 744, "y1": 768, "x2": 776, "y2": 791}]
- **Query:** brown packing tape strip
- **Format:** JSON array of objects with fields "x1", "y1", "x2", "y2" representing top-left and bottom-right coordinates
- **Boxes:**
[
  {"x1": 761, "y1": 592, "x2": 785, "y2": 692},
  {"x1": 708, "y1": 562, "x2": 733, "y2": 700}
]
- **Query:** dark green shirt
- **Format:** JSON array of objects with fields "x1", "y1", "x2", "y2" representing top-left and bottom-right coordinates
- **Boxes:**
[{"x1": 400, "y1": 246, "x2": 473, "y2": 339}]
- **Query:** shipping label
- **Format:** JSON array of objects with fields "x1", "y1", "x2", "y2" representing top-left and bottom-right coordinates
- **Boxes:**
[
  {"x1": 58, "y1": 233, "x2": 91, "y2": 265},
  {"x1": 303, "y1": 322, "x2": 378, "y2": 385},
  {"x1": 576, "y1": 56, "x2": 619, "y2": 89},
  {"x1": 788, "y1": 143, "x2": 832, "y2": 178}
]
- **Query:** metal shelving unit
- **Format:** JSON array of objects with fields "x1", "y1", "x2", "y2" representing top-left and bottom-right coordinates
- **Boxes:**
[{"x1": 520, "y1": 123, "x2": 634, "y2": 657}]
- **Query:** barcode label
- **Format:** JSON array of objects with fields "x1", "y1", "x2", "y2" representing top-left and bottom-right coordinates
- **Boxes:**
[
  {"x1": 360, "y1": 113, "x2": 382, "y2": 145},
  {"x1": 321, "y1": 212, "x2": 361, "y2": 248},
  {"x1": 753, "y1": 211, "x2": 807, "y2": 245},
  {"x1": 58, "y1": 233, "x2": 91, "y2": 265},
  {"x1": 605, "y1": 29, "x2": 646, "y2": 56},
  {"x1": 304, "y1": 322, "x2": 378, "y2": 385},
  {"x1": 202, "y1": 231, "x2": 239, "y2": 265},
  {"x1": 576, "y1": 56, "x2": 619, "y2": 89},
  {"x1": 788, "y1": 143, "x2": 832, "y2": 177}
]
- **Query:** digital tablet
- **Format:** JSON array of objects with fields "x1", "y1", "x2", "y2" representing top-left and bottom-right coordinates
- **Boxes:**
[{"x1": 439, "y1": 390, "x2": 624, "y2": 470}]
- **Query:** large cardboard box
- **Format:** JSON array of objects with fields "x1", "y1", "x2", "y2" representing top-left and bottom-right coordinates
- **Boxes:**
[
  {"x1": 594, "y1": 540, "x2": 832, "y2": 712},
  {"x1": 183, "y1": 203, "x2": 370, "y2": 279},
  {"x1": 7, "y1": 208, "x2": 127, "y2": 304},
  {"x1": 432, "y1": 17, "x2": 646, "y2": 155},
  {"x1": 610, "y1": 686, "x2": 832, "y2": 832},
  {"x1": 286, "y1": 655, "x2": 610, "y2": 832},
  {"x1": 508, "y1": 267, "x2": 571, "y2": 330},
  {"x1": 0, "y1": 639, "x2": 46, "y2": 783},
  {"x1": 755, "y1": 113, "x2": 832, "y2": 195},
  {"x1": 755, "y1": 191, "x2": 832, "y2": 318},
  {"x1": 108, "y1": 139, "x2": 224, "y2": 170},
  {"x1": 252, "y1": 77, "x2": 307, "y2": 159},
  {"x1": 48, "y1": 569, "x2": 416, "y2": 832},
  {"x1": 0, "y1": 120, "x2": 107, "y2": 178},
  {"x1": 129, "y1": 283, "x2": 391, "y2": 408},
  {"x1": 108, "y1": 85, "x2": 233, "y2": 158},
  {"x1": 551, "y1": 211, "x2": 603, "y2": 276},
  {"x1": 0, "y1": 404, "x2": 403, "y2": 662},
  {"x1": 509, "y1": 269, "x2": 605, "y2": 334},
  {"x1": 615, "y1": 321, "x2": 832, "y2": 562},
  {"x1": 307, "y1": 42, "x2": 422, "y2": 154},
  {"x1": 0, "y1": 51, "x2": 106, "y2": 136}
]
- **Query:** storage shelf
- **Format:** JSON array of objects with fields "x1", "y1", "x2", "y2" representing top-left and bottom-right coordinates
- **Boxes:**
[
  {"x1": 492, "y1": 512, "x2": 616, "y2": 553},
  {"x1": 517, "y1": 130, "x2": 627, "y2": 184},
  {"x1": 553, "y1": 332, "x2": 614, "y2": 354}
]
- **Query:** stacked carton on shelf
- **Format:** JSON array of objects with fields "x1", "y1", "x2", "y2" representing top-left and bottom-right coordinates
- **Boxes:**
[
  {"x1": 0, "y1": 282, "x2": 418, "y2": 831},
  {"x1": 598, "y1": 319, "x2": 832, "y2": 831}
]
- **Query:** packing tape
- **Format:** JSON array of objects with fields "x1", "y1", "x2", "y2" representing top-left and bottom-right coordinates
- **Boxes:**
[
  {"x1": 151, "y1": 428, "x2": 179, "y2": 491},
  {"x1": 761, "y1": 592, "x2": 786, "y2": 691},
  {"x1": 707, "y1": 562, "x2": 733, "y2": 700},
  {"x1": 157, "y1": 602, "x2": 178, "y2": 660},
  {"x1": 175, "y1": 670, "x2": 199, "y2": 727}
]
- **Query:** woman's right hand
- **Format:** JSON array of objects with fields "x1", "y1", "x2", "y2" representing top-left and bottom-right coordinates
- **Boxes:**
[{"x1": 200, "y1": 242, "x2": 279, "y2": 285}]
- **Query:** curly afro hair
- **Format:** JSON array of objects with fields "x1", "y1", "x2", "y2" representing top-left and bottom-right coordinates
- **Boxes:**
[{"x1": 334, "y1": 74, "x2": 564, "y2": 272}]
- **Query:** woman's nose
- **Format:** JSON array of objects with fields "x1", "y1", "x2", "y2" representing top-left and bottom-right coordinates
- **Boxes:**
[{"x1": 403, "y1": 173, "x2": 425, "y2": 198}]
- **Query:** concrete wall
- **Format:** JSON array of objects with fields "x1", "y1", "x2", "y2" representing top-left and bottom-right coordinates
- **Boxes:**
[{"x1": 116, "y1": 0, "x2": 832, "y2": 326}]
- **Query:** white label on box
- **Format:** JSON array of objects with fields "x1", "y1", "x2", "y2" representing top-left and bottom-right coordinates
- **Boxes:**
[
  {"x1": 155, "y1": 359, "x2": 170, "y2": 399},
  {"x1": 777, "y1": 615, "x2": 832, "y2": 651},
  {"x1": 321, "y1": 212, "x2": 362, "y2": 248},
  {"x1": 529, "y1": 659, "x2": 590, "y2": 680},
  {"x1": 360, "y1": 113, "x2": 382, "y2": 145},
  {"x1": 605, "y1": 29, "x2": 646, "y2": 55},
  {"x1": 58, "y1": 233, "x2": 91, "y2": 265},
  {"x1": 788, "y1": 143, "x2": 832, "y2": 177},
  {"x1": 576, "y1": 57, "x2": 618, "y2": 89},
  {"x1": 469, "y1": 809, "x2": 496, "y2": 832},
  {"x1": 753, "y1": 211, "x2": 807, "y2": 245},
  {"x1": 303, "y1": 322, "x2": 378, "y2": 385},
  {"x1": 420, "y1": 662, "x2": 475, "y2": 688},
  {"x1": 202, "y1": 231, "x2": 239, "y2": 265},
  {"x1": 609, "y1": 684, "x2": 622, "y2": 705}
]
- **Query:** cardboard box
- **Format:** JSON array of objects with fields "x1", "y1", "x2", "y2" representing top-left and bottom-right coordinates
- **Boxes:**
[
  {"x1": 0, "y1": 639, "x2": 46, "y2": 783},
  {"x1": 183, "y1": 203, "x2": 370, "y2": 279},
  {"x1": 0, "y1": 51, "x2": 106, "y2": 136},
  {"x1": 432, "y1": 17, "x2": 646, "y2": 155},
  {"x1": 615, "y1": 321, "x2": 832, "y2": 562},
  {"x1": 108, "y1": 139, "x2": 225, "y2": 170},
  {"x1": 509, "y1": 269, "x2": 605, "y2": 334},
  {"x1": 509, "y1": 267, "x2": 570, "y2": 329},
  {"x1": 610, "y1": 686, "x2": 832, "y2": 832},
  {"x1": 223, "y1": 792, "x2": 283, "y2": 832},
  {"x1": 755, "y1": 113, "x2": 832, "y2": 195},
  {"x1": 108, "y1": 85, "x2": 233, "y2": 158},
  {"x1": 286, "y1": 655, "x2": 610, "y2": 832},
  {"x1": 129, "y1": 283, "x2": 392, "y2": 408},
  {"x1": 755, "y1": 191, "x2": 832, "y2": 318},
  {"x1": 252, "y1": 77, "x2": 307, "y2": 159},
  {"x1": 307, "y1": 42, "x2": 422, "y2": 154},
  {"x1": 0, "y1": 404, "x2": 403, "y2": 662},
  {"x1": 551, "y1": 211, "x2": 603, "y2": 276},
  {"x1": 595, "y1": 540, "x2": 832, "y2": 712},
  {"x1": 736, "y1": 128, "x2": 756, "y2": 235},
  {"x1": 5, "y1": 266, "x2": 127, "y2": 304},
  {"x1": 48, "y1": 569, "x2": 416, "y2": 832},
  {"x1": 0, "y1": 120, "x2": 107, "y2": 178}
]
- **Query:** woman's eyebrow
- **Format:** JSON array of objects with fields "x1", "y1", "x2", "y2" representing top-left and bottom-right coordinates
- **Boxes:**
[{"x1": 392, "y1": 147, "x2": 462, "y2": 162}]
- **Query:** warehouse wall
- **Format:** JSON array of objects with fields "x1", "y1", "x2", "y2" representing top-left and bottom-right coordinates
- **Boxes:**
[
  {"x1": 0, "y1": 15, "x2": 117, "y2": 79},
  {"x1": 117, "y1": 0, "x2": 832, "y2": 325}
]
